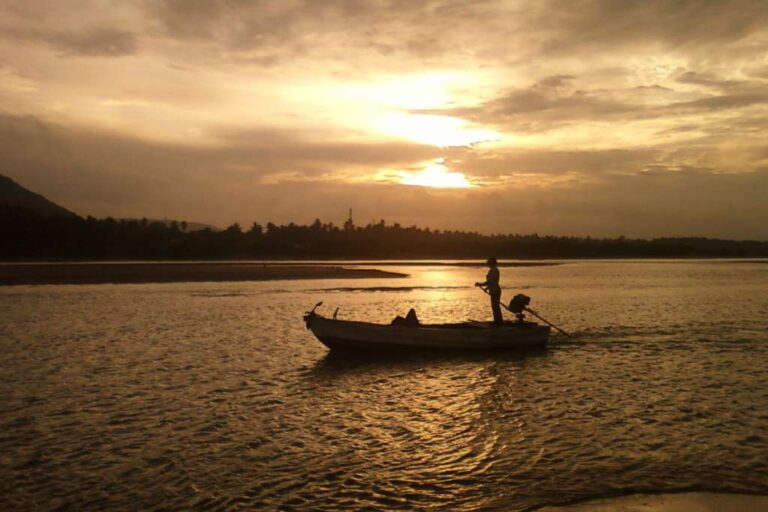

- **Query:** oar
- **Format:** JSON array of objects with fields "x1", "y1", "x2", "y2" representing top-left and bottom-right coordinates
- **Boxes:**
[
  {"x1": 519, "y1": 305, "x2": 572, "y2": 338},
  {"x1": 479, "y1": 287, "x2": 573, "y2": 338}
]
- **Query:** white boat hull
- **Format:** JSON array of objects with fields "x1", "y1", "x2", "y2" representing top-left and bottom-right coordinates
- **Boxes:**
[{"x1": 304, "y1": 314, "x2": 549, "y2": 351}]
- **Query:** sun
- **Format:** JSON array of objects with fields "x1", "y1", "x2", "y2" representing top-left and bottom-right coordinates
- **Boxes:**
[{"x1": 400, "y1": 159, "x2": 473, "y2": 188}]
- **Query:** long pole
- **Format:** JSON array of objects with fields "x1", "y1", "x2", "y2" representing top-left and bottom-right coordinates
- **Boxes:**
[{"x1": 520, "y1": 306, "x2": 572, "y2": 338}]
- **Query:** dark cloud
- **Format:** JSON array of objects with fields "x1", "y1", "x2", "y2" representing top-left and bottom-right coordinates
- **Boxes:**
[
  {"x1": 429, "y1": 72, "x2": 768, "y2": 132},
  {"x1": 0, "y1": 113, "x2": 437, "y2": 219},
  {"x1": 444, "y1": 146, "x2": 660, "y2": 177},
  {"x1": 5, "y1": 27, "x2": 138, "y2": 56},
  {"x1": 674, "y1": 71, "x2": 768, "y2": 97},
  {"x1": 676, "y1": 71, "x2": 746, "y2": 90},
  {"x1": 534, "y1": 75, "x2": 575, "y2": 91},
  {"x1": 446, "y1": 89, "x2": 635, "y2": 130},
  {"x1": 141, "y1": 1, "x2": 768, "y2": 65},
  {"x1": 750, "y1": 66, "x2": 768, "y2": 79},
  {"x1": 420, "y1": 79, "x2": 639, "y2": 132},
  {"x1": 663, "y1": 92, "x2": 768, "y2": 112},
  {"x1": 147, "y1": 0, "x2": 350, "y2": 46},
  {"x1": 217, "y1": 135, "x2": 436, "y2": 170},
  {"x1": 538, "y1": 0, "x2": 768, "y2": 54},
  {"x1": 142, "y1": 0, "x2": 515, "y2": 66}
]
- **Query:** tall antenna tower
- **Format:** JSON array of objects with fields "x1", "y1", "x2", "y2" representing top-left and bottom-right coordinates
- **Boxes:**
[{"x1": 344, "y1": 208, "x2": 354, "y2": 231}]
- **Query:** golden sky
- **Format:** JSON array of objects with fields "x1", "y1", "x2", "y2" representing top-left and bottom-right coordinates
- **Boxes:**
[{"x1": 1, "y1": 0, "x2": 768, "y2": 238}]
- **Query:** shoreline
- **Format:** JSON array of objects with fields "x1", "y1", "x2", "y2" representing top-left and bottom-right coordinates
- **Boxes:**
[
  {"x1": 539, "y1": 492, "x2": 768, "y2": 511},
  {"x1": 0, "y1": 263, "x2": 408, "y2": 286}
]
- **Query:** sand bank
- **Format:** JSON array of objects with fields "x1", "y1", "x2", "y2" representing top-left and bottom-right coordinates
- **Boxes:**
[
  {"x1": 540, "y1": 492, "x2": 768, "y2": 511},
  {"x1": 0, "y1": 263, "x2": 407, "y2": 285}
]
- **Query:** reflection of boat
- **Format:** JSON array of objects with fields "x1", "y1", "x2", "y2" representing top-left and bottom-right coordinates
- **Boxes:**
[{"x1": 303, "y1": 308, "x2": 549, "y2": 351}]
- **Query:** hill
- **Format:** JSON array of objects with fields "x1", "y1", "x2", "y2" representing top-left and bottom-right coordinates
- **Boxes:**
[{"x1": 0, "y1": 174, "x2": 77, "y2": 217}]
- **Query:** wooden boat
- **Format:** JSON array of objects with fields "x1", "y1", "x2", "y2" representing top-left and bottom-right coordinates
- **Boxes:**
[{"x1": 303, "y1": 307, "x2": 550, "y2": 352}]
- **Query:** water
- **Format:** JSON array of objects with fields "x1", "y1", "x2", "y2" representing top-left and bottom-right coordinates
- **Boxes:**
[{"x1": 1, "y1": 260, "x2": 767, "y2": 511}]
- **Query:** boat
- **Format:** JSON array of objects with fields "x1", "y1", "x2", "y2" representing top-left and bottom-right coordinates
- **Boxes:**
[{"x1": 303, "y1": 304, "x2": 550, "y2": 352}]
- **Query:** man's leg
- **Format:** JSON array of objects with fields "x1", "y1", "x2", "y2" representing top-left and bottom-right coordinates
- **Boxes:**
[{"x1": 490, "y1": 290, "x2": 503, "y2": 325}]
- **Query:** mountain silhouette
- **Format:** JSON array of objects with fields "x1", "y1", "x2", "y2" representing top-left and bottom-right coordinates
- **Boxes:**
[{"x1": 0, "y1": 174, "x2": 77, "y2": 218}]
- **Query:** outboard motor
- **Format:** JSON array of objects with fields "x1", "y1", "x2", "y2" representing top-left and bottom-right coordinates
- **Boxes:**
[
  {"x1": 508, "y1": 294, "x2": 531, "y2": 323},
  {"x1": 303, "y1": 301, "x2": 323, "y2": 328}
]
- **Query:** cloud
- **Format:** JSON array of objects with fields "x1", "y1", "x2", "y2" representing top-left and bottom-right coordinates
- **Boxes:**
[
  {"x1": 0, "y1": 113, "x2": 438, "y2": 219},
  {"x1": 537, "y1": 0, "x2": 768, "y2": 54},
  {"x1": 0, "y1": 65, "x2": 37, "y2": 92},
  {"x1": 5, "y1": 1, "x2": 762, "y2": 72},
  {"x1": 445, "y1": 146, "x2": 661, "y2": 178},
  {"x1": 436, "y1": 88, "x2": 636, "y2": 132},
  {"x1": 146, "y1": 0, "x2": 224, "y2": 40},
  {"x1": 675, "y1": 71, "x2": 750, "y2": 91},
  {"x1": 5, "y1": 27, "x2": 138, "y2": 56},
  {"x1": 1, "y1": 1, "x2": 768, "y2": 239},
  {"x1": 140, "y1": 1, "x2": 768, "y2": 67},
  {"x1": 141, "y1": 0, "x2": 527, "y2": 68},
  {"x1": 662, "y1": 92, "x2": 768, "y2": 112},
  {"x1": 428, "y1": 69, "x2": 768, "y2": 135}
]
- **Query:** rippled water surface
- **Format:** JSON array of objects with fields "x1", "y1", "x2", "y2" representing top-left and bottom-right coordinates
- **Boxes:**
[{"x1": 2, "y1": 260, "x2": 768, "y2": 511}]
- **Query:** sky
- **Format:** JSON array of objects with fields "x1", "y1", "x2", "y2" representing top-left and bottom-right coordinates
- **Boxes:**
[{"x1": 1, "y1": 0, "x2": 767, "y2": 239}]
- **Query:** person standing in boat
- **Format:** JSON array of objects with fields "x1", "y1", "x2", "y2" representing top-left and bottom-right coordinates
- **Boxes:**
[{"x1": 475, "y1": 258, "x2": 503, "y2": 325}]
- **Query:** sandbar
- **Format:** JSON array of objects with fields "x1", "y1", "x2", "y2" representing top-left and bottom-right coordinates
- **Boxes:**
[
  {"x1": 0, "y1": 263, "x2": 407, "y2": 285},
  {"x1": 539, "y1": 492, "x2": 768, "y2": 511}
]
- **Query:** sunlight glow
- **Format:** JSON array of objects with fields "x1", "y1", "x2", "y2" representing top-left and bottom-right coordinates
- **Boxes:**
[
  {"x1": 400, "y1": 159, "x2": 473, "y2": 188},
  {"x1": 381, "y1": 113, "x2": 499, "y2": 147},
  {"x1": 334, "y1": 71, "x2": 471, "y2": 110},
  {"x1": 323, "y1": 71, "x2": 500, "y2": 148}
]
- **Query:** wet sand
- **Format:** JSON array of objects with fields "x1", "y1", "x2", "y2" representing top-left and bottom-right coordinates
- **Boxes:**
[
  {"x1": 0, "y1": 262, "x2": 407, "y2": 285},
  {"x1": 540, "y1": 492, "x2": 768, "y2": 511}
]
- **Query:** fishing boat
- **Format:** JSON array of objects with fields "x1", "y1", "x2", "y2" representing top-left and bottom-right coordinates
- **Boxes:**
[{"x1": 303, "y1": 303, "x2": 550, "y2": 352}]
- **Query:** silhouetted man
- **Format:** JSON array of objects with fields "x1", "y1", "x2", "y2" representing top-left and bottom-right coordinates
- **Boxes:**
[{"x1": 475, "y1": 258, "x2": 503, "y2": 325}]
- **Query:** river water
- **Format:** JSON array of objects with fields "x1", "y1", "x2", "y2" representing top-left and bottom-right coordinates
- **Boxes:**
[{"x1": 1, "y1": 260, "x2": 767, "y2": 511}]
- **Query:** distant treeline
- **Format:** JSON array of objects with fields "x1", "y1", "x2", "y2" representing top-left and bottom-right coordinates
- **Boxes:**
[{"x1": 3, "y1": 206, "x2": 768, "y2": 260}]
